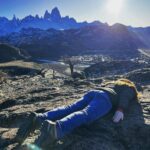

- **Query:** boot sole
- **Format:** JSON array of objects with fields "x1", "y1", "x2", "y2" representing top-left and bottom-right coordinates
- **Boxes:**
[{"x1": 16, "y1": 113, "x2": 37, "y2": 144}]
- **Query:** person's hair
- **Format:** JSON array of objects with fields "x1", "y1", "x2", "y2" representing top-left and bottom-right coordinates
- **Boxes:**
[{"x1": 104, "y1": 78, "x2": 142, "y2": 100}]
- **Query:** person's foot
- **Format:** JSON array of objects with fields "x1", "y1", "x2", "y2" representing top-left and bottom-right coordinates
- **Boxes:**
[
  {"x1": 15, "y1": 112, "x2": 43, "y2": 144},
  {"x1": 34, "y1": 120, "x2": 57, "y2": 149}
]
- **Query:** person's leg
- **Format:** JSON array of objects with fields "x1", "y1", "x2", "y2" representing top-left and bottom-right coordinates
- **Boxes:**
[
  {"x1": 38, "y1": 90, "x2": 97, "y2": 121},
  {"x1": 56, "y1": 90, "x2": 112, "y2": 139},
  {"x1": 15, "y1": 91, "x2": 97, "y2": 144}
]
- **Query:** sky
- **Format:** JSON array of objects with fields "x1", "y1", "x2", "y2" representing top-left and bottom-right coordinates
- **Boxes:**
[{"x1": 0, "y1": 0, "x2": 150, "y2": 27}]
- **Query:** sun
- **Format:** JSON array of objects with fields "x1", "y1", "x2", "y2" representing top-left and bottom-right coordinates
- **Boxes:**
[{"x1": 106, "y1": 0, "x2": 124, "y2": 16}]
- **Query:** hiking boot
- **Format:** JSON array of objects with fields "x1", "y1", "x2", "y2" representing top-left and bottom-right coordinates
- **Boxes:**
[
  {"x1": 34, "y1": 120, "x2": 57, "y2": 149},
  {"x1": 15, "y1": 112, "x2": 43, "y2": 144}
]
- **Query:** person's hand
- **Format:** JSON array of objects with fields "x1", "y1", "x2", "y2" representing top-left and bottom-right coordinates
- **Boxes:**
[{"x1": 113, "y1": 110, "x2": 124, "y2": 123}]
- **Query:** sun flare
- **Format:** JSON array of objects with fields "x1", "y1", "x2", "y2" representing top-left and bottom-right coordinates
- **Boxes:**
[{"x1": 106, "y1": 0, "x2": 124, "y2": 16}]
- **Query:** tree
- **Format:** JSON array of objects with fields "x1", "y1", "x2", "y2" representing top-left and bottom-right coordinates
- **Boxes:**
[{"x1": 62, "y1": 56, "x2": 80, "y2": 77}]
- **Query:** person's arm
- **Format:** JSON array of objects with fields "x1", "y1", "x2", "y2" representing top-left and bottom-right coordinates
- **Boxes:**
[{"x1": 113, "y1": 86, "x2": 135, "y2": 123}]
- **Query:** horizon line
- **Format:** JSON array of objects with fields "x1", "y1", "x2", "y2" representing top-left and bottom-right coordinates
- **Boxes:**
[{"x1": 0, "y1": 7, "x2": 150, "y2": 28}]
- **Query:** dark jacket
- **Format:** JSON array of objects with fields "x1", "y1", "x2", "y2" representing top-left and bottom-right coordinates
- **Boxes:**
[{"x1": 98, "y1": 84, "x2": 136, "y2": 111}]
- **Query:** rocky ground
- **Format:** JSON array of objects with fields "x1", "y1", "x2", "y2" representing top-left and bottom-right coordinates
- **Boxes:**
[{"x1": 0, "y1": 66, "x2": 150, "y2": 150}]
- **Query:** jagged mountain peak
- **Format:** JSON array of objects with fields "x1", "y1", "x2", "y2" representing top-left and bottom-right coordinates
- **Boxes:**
[
  {"x1": 0, "y1": 7, "x2": 102, "y2": 35},
  {"x1": 12, "y1": 15, "x2": 17, "y2": 21},
  {"x1": 11, "y1": 15, "x2": 19, "y2": 27},
  {"x1": 22, "y1": 15, "x2": 35, "y2": 21},
  {"x1": 51, "y1": 7, "x2": 60, "y2": 14},
  {"x1": 35, "y1": 14, "x2": 40, "y2": 19},
  {"x1": 44, "y1": 10, "x2": 51, "y2": 19},
  {"x1": 50, "y1": 7, "x2": 61, "y2": 21}
]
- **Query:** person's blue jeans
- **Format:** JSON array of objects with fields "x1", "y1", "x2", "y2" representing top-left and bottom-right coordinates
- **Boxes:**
[{"x1": 39, "y1": 90, "x2": 112, "y2": 139}]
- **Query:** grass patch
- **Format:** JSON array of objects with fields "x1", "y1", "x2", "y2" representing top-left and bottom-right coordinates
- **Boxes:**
[{"x1": 0, "y1": 60, "x2": 42, "y2": 70}]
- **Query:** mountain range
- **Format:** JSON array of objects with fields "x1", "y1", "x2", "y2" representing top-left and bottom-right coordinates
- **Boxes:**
[
  {"x1": 0, "y1": 7, "x2": 150, "y2": 60},
  {"x1": 0, "y1": 7, "x2": 101, "y2": 36}
]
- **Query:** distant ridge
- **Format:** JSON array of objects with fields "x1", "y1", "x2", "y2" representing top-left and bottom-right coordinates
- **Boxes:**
[
  {"x1": 0, "y1": 25, "x2": 143, "y2": 60},
  {"x1": 0, "y1": 7, "x2": 102, "y2": 36}
]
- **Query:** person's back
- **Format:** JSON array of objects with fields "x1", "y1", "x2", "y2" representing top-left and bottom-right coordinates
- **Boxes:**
[
  {"x1": 98, "y1": 79, "x2": 140, "y2": 122},
  {"x1": 101, "y1": 84, "x2": 136, "y2": 107}
]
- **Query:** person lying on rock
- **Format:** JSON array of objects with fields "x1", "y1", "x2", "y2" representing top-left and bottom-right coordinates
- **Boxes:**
[{"x1": 16, "y1": 78, "x2": 140, "y2": 149}]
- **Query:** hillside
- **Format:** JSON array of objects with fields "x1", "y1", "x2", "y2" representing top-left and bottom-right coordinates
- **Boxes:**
[
  {"x1": 0, "y1": 24, "x2": 143, "y2": 60},
  {"x1": 129, "y1": 27, "x2": 150, "y2": 48},
  {"x1": 0, "y1": 43, "x2": 29, "y2": 63},
  {"x1": 84, "y1": 60, "x2": 150, "y2": 77}
]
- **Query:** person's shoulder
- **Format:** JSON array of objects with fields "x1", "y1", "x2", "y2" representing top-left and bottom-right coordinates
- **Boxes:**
[{"x1": 118, "y1": 85, "x2": 136, "y2": 98}]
